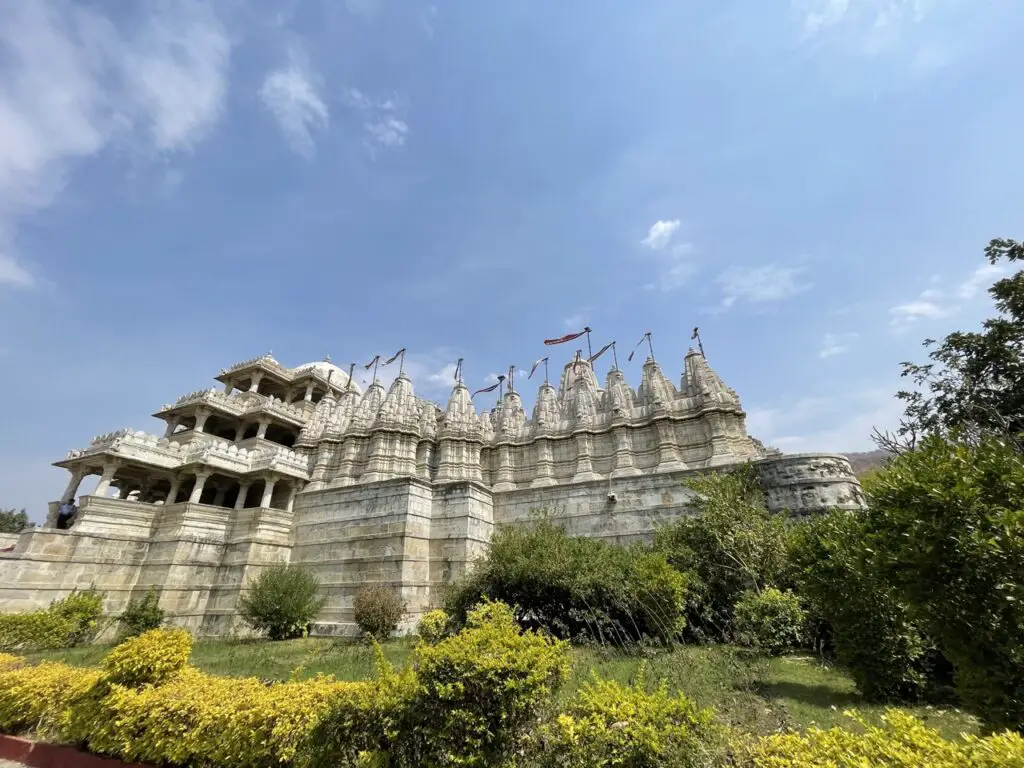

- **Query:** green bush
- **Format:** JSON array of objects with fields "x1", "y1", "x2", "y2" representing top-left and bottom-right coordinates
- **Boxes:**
[
  {"x1": 118, "y1": 586, "x2": 165, "y2": 639},
  {"x1": 733, "y1": 588, "x2": 806, "y2": 656},
  {"x1": 102, "y1": 627, "x2": 194, "y2": 689},
  {"x1": 353, "y1": 585, "x2": 405, "y2": 641},
  {"x1": 238, "y1": 565, "x2": 326, "y2": 641},
  {"x1": 444, "y1": 518, "x2": 687, "y2": 644},
  {"x1": 416, "y1": 609, "x2": 451, "y2": 644},
  {"x1": 531, "y1": 673, "x2": 723, "y2": 768},
  {"x1": 789, "y1": 511, "x2": 938, "y2": 702},
  {"x1": 0, "y1": 589, "x2": 104, "y2": 652},
  {"x1": 655, "y1": 467, "x2": 789, "y2": 642},
  {"x1": 396, "y1": 600, "x2": 571, "y2": 766},
  {"x1": 866, "y1": 435, "x2": 1024, "y2": 732}
]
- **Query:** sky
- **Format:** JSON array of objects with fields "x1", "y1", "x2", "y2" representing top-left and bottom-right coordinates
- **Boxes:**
[{"x1": 1, "y1": 0, "x2": 1023, "y2": 518}]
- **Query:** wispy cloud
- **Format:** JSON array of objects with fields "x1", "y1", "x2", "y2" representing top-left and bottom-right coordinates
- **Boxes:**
[
  {"x1": 563, "y1": 313, "x2": 587, "y2": 330},
  {"x1": 889, "y1": 261, "x2": 1006, "y2": 330},
  {"x1": 344, "y1": 88, "x2": 409, "y2": 152},
  {"x1": 819, "y1": 331, "x2": 858, "y2": 359},
  {"x1": 0, "y1": 1, "x2": 232, "y2": 289},
  {"x1": 641, "y1": 219, "x2": 681, "y2": 250},
  {"x1": 717, "y1": 264, "x2": 810, "y2": 309},
  {"x1": 260, "y1": 47, "x2": 329, "y2": 157}
]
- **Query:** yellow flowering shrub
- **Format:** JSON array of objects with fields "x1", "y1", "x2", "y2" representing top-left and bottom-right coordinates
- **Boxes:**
[
  {"x1": 415, "y1": 609, "x2": 450, "y2": 644},
  {"x1": 742, "y1": 710, "x2": 1024, "y2": 767},
  {"x1": 101, "y1": 626, "x2": 193, "y2": 688},
  {"x1": 531, "y1": 672, "x2": 723, "y2": 768},
  {"x1": 0, "y1": 653, "x2": 23, "y2": 669},
  {"x1": 0, "y1": 660, "x2": 102, "y2": 736}
]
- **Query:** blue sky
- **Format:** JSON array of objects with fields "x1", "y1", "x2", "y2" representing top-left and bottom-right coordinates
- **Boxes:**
[{"x1": 2, "y1": 0, "x2": 1022, "y2": 518}]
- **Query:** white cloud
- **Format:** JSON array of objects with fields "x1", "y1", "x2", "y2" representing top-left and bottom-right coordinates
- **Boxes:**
[
  {"x1": 747, "y1": 384, "x2": 903, "y2": 453},
  {"x1": 563, "y1": 313, "x2": 586, "y2": 330},
  {"x1": 0, "y1": 252, "x2": 34, "y2": 288},
  {"x1": 260, "y1": 49, "x2": 328, "y2": 157},
  {"x1": 957, "y1": 262, "x2": 1005, "y2": 300},
  {"x1": 344, "y1": 88, "x2": 409, "y2": 152},
  {"x1": 641, "y1": 219, "x2": 681, "y2": 250},
  {"x1": 819, "y1": 331, "x2": 858, "y2": 359},
  {"x1": 888, "y1": 260, "x2": 1004, "y2": 331},
  {"x1": 717, "y1": 264, "x2": 810, "y2": 309},
  {"x1": 0, "y1": 1, "x2": 231, "y2": 289},
  {"x1": 645, "y1": 242, "x2": 698, "y2": 292}
]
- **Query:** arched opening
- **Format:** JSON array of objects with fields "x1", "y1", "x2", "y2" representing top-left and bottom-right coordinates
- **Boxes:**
[
  {"x1": 205, "y1": 415, "x2": 238, "y2": 441},
  {"x1": 264, "y1": 423, "x2": 297, "y2": 447}
]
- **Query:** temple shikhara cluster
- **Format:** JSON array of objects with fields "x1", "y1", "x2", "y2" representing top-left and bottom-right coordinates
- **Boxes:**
[{"x1": 0, "y1": 345, "x2": 866, "y2": 635}]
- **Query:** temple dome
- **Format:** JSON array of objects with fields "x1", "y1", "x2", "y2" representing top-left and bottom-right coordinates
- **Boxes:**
[{"x1": 291, "y1": 361, "x2": 360, "y2": 392}]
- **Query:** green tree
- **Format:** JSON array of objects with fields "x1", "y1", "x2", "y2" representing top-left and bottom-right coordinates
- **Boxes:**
[
  {"x1": 0, "y1": 509, "x2": 31, "y2": 534},
  {"x1": 882, "y1": 238, "x2": 1024, "y2": 450},
  {"x1": 238, "y1": 565, "x2": 326, "y2": 640},
  {"x1": 866, "y1": 435, "x2": 1024, "y2": 732}
]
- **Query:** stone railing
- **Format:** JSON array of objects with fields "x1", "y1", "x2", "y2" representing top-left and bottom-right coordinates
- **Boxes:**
[
  {"x1": 220, "y1": 355, "x2": 292, "y2": 378},
  {"x1": 249, "y1": 446, "x2": 311, "y2": 477},
  {"x1": 67, "y1": 429, "x2": 188, "y2": 467}
]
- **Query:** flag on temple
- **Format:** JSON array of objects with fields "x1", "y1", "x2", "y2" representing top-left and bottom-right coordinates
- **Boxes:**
[
  {"x1": 528, "y1": 356, "x2": 548, "y2": 379},
  {"x1": 471, "y1": 375, "x2": 504, "y2": 398},
  {"x1": 588, "y1": 341, "x2": 614, "y2": 364},
  {"x1": 454, "y1": 358, "x2": 463, "y2": 382},
  {"x1": 627, "y1": 332, "x2": 650, "y2": 362},
  {"x1": 692, "y1": 327, "x2": 700, "y2": 339},
  {"x1": 383, "y1": 348, "x2": 406, "y2": 365},
  {"x1": 363, "y1": 354, "x2": 380, "y2": 369},
  {"x1": 543, "y1": 327, "x2": 590, "y2": 346}
]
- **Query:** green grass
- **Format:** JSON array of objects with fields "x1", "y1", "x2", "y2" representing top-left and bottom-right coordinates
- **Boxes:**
[{"x1": 28, "y1": 640, "x2": 978, "y2": 739}]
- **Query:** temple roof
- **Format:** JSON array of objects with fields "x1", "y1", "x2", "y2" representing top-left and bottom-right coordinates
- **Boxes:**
[{"x1": 291, "y1": 361, "x2": 360, "y2": 391}]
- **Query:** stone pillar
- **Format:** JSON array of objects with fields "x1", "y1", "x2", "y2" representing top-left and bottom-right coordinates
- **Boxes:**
[
  {"x1": 235, "y1": 482, "x2": 251, "y2": 510},
  {"x1": 655, "y1": 420, "x2": 685, "y2": 471},
  {"x1": 248, "y1": 372, "x2": 264, "y2": 393},
  {"x1": 234, "y1": 423, "x2": 248, "y2": 443},
  {"x1": 61, "y1": 468, "x2": 87, "y2": 503},
  {"x1": 285, "y1": 483, "x2": 298, "y2": 513},
  {"x1": 163, "y1": 417, "x2": 180, "y2": 438},
  {"x1": 531, "y1": 437, "x2": 555, "y2": 487},
  {"x1": 572, "y1": 433, "x2": 599, "y2": 482},
  {"x1": 212, "y1": 485, "x2": 228, "y2": 507},
  {"x1": 194, "y1": 408, "x2": 211, "y2": 433},
  {"x1": 611, "y1": 426, "x2": 640, "y2": 477},
  {"x1": 256, "y1": 418, "x2": 270, "y2": 440},
  {"x1": 415, "y1": 441, "x2": 430, "y2": 480},
  {"x1": 92, "y1": 461, "x2": 119, "y2": 497},
  {"x1": 260, "y1": 477, "x2": 277, "y2": 509},
  {"x1": 223, "y1": 380, "x2": 233, "y2": 395},
  {"x1": 304, "y1": 381, "x2": 315, "y2": 402},
  {"x1": 189, "y1": 471, "x2": 211, "y2": 504},
  {"x1": 492, "y1": 444, "x2": 514, "y2": 491},
  {"x1": 166, "y1": 475, "x2": 182, "y2": 505}
]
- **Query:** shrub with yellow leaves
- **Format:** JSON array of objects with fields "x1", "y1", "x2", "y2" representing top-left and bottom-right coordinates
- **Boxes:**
[
  {"x1": 101, "y1": 626, "x2": 193, "y2": 688},
  {"x1": 741, "y1": 709, "x2": 1024, "y2": 767},
  {"x1": 0, "y1": 660, "x2": 102, "y2": 736},
  {"x1": 415, "y1": 609, "x2": 450, "y2": 644},
  {"x1": 530, "y1": 671, "x2": 723, "y2": 768}
]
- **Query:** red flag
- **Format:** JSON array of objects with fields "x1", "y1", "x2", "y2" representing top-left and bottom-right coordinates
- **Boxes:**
[
  {"x1": 383, "y1": 348, "x2": 406, "y2": 365},
  {"x1": 528, "y1": 357, "x2": 547, "y2": 379},
  {"x1": 544, "y1": 327, "x2": 590, "y2": 346},
  {"x1": 471, "y1": 375, "x2": 505, "y2": 398},
  {"x1": 588, "y1": 341, "x2": 614, "y2": 364}
]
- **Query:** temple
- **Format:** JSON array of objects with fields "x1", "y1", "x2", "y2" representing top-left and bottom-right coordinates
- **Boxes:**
[{"x1": 0, "y1": 350, "x2": 866, "y2": 636}]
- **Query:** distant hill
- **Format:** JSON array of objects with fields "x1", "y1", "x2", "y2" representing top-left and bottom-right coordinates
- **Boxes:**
[{"x1": 843, "y1": 450, "x2": 890, "y2": 476}]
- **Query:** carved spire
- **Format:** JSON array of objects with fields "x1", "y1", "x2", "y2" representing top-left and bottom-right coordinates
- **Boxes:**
[
  {"x1": 684, "y1": 348, "x2": 739, "y2": 406},
  {"x1": 440, "y1": 382, "x2": 480, "y2": 439},
  {"x1": 296, "y1": 387, "x2": 337, "y2": 446},
  {"x1": 637, "y1": 357, "x2": 676, "y2": 409},
  {"x1": 531, "y1": 382, "x2": 559, "y2": 434},
  {"x1": 603, "y1": 367, "x2": 635, "y2": 419},
  {"x1": 375, "y1": 372, "x2": 419, "y2": 431},
  {"x1": 494, "y1": 390, "x2": 526, "y2": 439},
  {"x1": 570, "y1": 375, "x2": 599, "y2": 429},
  {"x1": 350, "y1": 380, "x2": 386, "y2": 431}
]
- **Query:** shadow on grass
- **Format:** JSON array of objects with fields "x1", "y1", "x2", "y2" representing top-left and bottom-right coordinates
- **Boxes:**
[{"x1": 757, "y1": 680, "x2": 863, "y2": 710}]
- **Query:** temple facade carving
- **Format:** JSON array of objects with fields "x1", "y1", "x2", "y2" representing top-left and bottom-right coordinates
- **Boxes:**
[{"x1": 0, "y1": 350, "x2": 866, "y2": 636}]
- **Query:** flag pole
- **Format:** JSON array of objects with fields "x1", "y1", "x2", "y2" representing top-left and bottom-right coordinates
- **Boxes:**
[
  {"x1": 398, "y1": 349, "x2": 406, "y2": 376},
  {"x1": 645, "y1": 332, "x2": 655, "y2": 360},
  {"x1": 372, "y1": 356, "x2": 380, "y2": 382},
  {"x1": 508, "y1": 365, "x2": 515, "y2": 394},
  {"x1": 611, "y1": 341, "x2": 619, "y2": 370},
  {"x1": 584, "y1": 326, "x2": 593, "y2": 361},
  {"x1": 348, "y1": 362, "x2": 356, "y2": 389},
  {"x1": 498, "y1": 375, "x2": 505, "y2": 401},
  {"x1": 455, "y1": 358, "x2": 463, "y2": 384},
  {"x1": 544, "y1": 358, "x2": 549, "y2": 384}
]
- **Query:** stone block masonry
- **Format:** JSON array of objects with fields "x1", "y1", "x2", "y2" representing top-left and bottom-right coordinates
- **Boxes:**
[{"x1": 0, "y1": 350, "x2": 866, "y2": 636}]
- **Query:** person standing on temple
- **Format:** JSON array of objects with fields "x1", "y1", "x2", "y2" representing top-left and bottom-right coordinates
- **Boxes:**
[{"x1": 56, "y1": 497, "x2": 78, "y2": 530}]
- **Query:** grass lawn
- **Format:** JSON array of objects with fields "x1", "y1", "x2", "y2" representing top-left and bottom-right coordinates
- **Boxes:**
[{"x1": 29, "y1": 639, "x2": 978, "y2": 739}]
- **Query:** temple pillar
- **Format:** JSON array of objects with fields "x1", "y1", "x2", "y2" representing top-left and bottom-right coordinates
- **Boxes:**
[
  {"x1": 194, "y1": 408, "x2": 211, "y2": 433},
  {"x1": 223, "y1": 381, "x2": 233, "y2": 395},
  {"x1": 492, "y1": 444, "x2": 514, "y2": 491},
  {"x1": 260, "y1": 476, "x2": 277, "y2": 508},
  {"x1": 285, "y1": 483, "x2": 299, "y2": 513},
  {"x1": 189, "y1": 471, "x2": 211, "y2": 504},
  {"x1": 572, "y1": 432, "x2": 600, "y2": 482},
  {"x1": 256, "y1": 418, "x2": 271, "y2": 440},
  {"x1": 415, "y1": 441, "x2": 430, "y2": 480},
  {"x1": 531, "y1": 437, "x2": 556, "y2": 487},
  {"x1": 164, "y1": 417, "x2": 180, "y2": 438},
  {"x1": 234, "y1": 423, "x2": 248, "y2": 443},
  {"x1": 304, "y1": 381, "x2": 315, "y2": 402},
  {"x1": 167, "y1": 475, "x2": 182, "y2": 505},
  {"x1": 212, "y1": 485, "x2": 228, "y2": 507},
  {"x1": 61, "y1": 467, "x2": 87, "y2": 503},
  {"x1": 611, "y1": 426, "x2": 640, "y2": 477},
  {"x1": 235, "y1": 482, "x2": 252, "y2": 510},
  {"x1": 656, "y1": 420, "x2": 685, "y2": 470},
  {"x1": 248, "y1": 372, "x2": 264, "y2": 393},
  {"x1": 92, "y1": 460, "x2": 119, "y2": 498}
]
